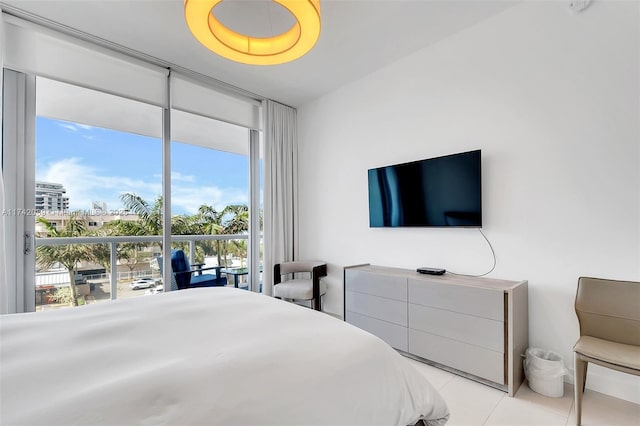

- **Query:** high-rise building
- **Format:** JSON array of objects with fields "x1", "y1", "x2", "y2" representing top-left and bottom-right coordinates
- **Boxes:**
[{"x1": 35, "y1": 181, "x2": 70, "y2": 212}]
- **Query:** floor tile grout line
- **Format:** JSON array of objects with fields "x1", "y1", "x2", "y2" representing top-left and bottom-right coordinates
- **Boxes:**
[
  {"x1": 516, "y1": 385, "x2": 576, "y2": 424},
  {"x1": 481, "y1": 392, "x2": 507, "y2": 425},
  {"x1": 436, "y1": 373, "x2": 457, "y2": 391},
  {"x1": 565, "y1": 394, "x2": 575, "y2": 426},
  {"x1": 409, "y1": 360, "x2": 639, "y2": 426},
  {"x1": 518, "y1": 384, "x2": 575, "y2": 419}
]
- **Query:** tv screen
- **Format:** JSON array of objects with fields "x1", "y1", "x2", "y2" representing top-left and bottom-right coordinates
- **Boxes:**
[{"x1": 368, "y1": 150, "x2": 482, "y2": 227}]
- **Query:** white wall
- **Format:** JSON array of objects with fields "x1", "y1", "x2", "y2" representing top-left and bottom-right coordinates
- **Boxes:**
[{"x1": 297, "y1": 1, "x2": 639, "y2": 403}]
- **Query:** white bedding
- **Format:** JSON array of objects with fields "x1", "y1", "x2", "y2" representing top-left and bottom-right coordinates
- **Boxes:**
[{"x1": 1, "y1": 287, "x2": 449, "y2": 426}]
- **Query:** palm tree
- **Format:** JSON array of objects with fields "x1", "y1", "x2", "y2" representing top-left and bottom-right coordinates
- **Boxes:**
[
  {"x1": 168, "y1": 213, "x2": 203, "y2": 261},
  {"x1": 116, "y1": 195, "x2": 250, "y2": 266},
  {"x1": 36, "y1": 214, "x2": 91, "y2": 307},
  {"x1": 227, "y1": 239, "x2": 248, "y2": 267},
  {"x1": 197, "y1": 204, "x2": 225, "y2": 265},
  {"x1": 218, "y1": 204, "x2": 249, "y2": 266},
  {"x1": 119, "y1": 192, "x2": 211, "y2": 244},
  {"x1": 120, "y1": 193, "x2": 163, "y2": 242},
  {"x1": 194, "y1": 204, "x2": 251, "y2": 266},
  {"x1": 222, "y1": 204, "x2": 249, "y2": 235},
  {"x1": 89, "y1": 222, "x2": 148, "y2": 279}
]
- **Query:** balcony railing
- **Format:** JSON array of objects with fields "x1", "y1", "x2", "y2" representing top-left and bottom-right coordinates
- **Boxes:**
[{"x1": 35, "y1": 234, "x2": 254, "y2": 306}]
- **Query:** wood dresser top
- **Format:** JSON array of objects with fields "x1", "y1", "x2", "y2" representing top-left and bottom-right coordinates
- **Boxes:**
[{"x1": 344, "y1": 264, "x2": 526, "y2": 292}]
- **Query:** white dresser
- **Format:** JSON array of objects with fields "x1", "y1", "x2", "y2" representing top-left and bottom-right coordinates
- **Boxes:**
[{"x1": 344, "y1": 264, "x2": 528, "y2": 396}]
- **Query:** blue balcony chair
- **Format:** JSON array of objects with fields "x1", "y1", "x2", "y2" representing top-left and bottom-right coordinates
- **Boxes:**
[{"x1": 151, "y1": 249, "x2": 227, "y2": 291}]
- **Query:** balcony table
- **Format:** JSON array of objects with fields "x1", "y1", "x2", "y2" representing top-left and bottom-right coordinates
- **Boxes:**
[
  {"x1": 221, "y1": 266, "x2": 263, "y2": 290},
  {"x1": 220, "y1": 267, "x2": 249, "y2": 288}
]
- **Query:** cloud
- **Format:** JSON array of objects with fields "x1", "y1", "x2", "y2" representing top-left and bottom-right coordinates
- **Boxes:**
[
  {"x1": 171, "y1": 185, "x2": 248, "y2": 215},
  {"x1": 172, "y1": 172, "x2": 195, "y2": 182},
  {"x1": 38, "y1": 158, "x2": 161, "y2": 212},
  {"x1": 58, "y1": 122, "x2": 94, "y2": 132},
  {"x1": 38, "y1": 158, "x2": 248, "y2": 215},
  {"x1": 58, "y1": 123, "x2": 79, "y2": 132},
  {"x1": 153, "y1": 172, "x2": 196, "y2": 183}
]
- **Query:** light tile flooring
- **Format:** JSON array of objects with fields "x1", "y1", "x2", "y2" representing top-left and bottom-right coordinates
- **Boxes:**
[{"x1": 405, "y1": 358, "x2": 640, "y2": 426}]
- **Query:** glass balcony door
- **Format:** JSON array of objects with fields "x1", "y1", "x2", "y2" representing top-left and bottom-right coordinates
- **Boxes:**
[
  {"x1": 33, "y1": 76, "x2": 164, "y2": 310},
  {"x1": 170, "y1": 108, "x2": 263, "y2": 292},
  {"x1": 2, "y1": 70, "x2": 263, "y2": 313}
]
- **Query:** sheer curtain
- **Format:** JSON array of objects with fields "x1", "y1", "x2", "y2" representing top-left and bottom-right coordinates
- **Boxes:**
[
  {"x1": 262, "y1": 100, "x2": 298, "y2": 296},
  {"x1": 0, "y1": 13, "x2": 7, "y2": 314},
  {"x1": 0, "y1": 170, "x2": 7, "y2": 315}
]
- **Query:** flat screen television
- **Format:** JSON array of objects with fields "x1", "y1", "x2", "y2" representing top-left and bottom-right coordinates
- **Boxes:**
[{"x1": 368, "y1": 150, "x2": 482, "y2": 227}]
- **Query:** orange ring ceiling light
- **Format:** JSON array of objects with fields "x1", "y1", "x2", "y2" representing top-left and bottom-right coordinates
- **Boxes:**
[{"x1": 184, "y1": 0, "x2": 321, "y2": 65}]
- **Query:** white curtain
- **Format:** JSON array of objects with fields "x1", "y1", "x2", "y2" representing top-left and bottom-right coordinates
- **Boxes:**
[
  {"x1": 0, "y1": 12, "x2": 7, "y2": 315},
  {"x1": 0, "y1": 169, "x2": 6, "y2": 315},
  {"x1": 263, "y1": 100, "x2": 298, "y2": 296}
]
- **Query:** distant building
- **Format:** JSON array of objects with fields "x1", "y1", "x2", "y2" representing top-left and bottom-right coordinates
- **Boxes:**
[
  {"x1": 35, "y1": 212, "x2": 140, "y2": 235},
  {"x1": 92, "y1": 201, "x2": 108, "y2": 214},
  {"x1": 35, "y1": 181, "x2": 70, "y2": 212}
]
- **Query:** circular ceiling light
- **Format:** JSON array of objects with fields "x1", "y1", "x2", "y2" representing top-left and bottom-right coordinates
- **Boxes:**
[{"x1": 184, "y1": 0, "x2": 321, "y2": 66}]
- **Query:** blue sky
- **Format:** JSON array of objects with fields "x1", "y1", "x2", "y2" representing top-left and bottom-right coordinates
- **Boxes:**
[{"x1": 36, "y1": 117, "x2": 250, "y2": 215}]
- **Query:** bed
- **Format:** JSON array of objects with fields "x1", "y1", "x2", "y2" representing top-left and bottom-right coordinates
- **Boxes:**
[{"x1": 0, "y1": 287, "x2": 449, "y2": 426}]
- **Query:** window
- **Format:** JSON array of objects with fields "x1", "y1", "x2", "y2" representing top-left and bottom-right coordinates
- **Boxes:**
[
  {"x1": 34, "y1": 77, "x2": 163, "y2": 310},
  {"x1": 2, "y1": 18, "x2": 263, "y2": 313}
]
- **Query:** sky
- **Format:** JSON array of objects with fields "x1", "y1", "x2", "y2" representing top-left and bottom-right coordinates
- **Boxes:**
[{"x1": 36, "y1": 117, "x2": 250, "y2": 215}]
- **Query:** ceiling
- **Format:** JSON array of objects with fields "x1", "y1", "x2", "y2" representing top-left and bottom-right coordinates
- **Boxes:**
[{"x1": 1, "y1": 0, "x2": 515, "y2": 107}]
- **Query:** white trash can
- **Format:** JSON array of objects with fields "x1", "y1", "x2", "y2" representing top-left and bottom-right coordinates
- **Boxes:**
[{"x1": 523, "y1": 347, "x2": 569, "y2": 397}]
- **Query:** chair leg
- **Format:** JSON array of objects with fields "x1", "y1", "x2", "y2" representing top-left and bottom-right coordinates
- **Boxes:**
[
  {"x1": 581, "y1": 359, "x2": 588, "y2": 393},
  {"x1": 574, "y1": 353, "x2": 587, "y2": 426}
]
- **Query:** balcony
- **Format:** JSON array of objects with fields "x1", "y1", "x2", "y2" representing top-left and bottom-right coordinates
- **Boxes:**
[{"x1": 35, "y1": 234, "x2": 260, "y2": 311}]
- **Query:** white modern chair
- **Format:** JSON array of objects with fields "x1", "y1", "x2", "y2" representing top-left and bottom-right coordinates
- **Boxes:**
[{"x1": 273, "y1": 261, "x2": 327, "y2": 311}]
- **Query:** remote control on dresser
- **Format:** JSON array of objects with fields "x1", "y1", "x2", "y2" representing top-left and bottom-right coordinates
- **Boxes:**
[{"x1": 416, "y1": 267, "x2": 446, "y2": 275}]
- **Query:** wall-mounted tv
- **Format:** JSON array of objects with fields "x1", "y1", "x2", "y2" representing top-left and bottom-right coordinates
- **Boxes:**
[{"x1": 368, "y1": 150, "x2": 482, "y2": 227}]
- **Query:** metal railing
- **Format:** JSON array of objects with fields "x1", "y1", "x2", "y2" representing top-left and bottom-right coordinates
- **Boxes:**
[{"x1": 36, "y1": 234, "x2": 249, "y2": 300}]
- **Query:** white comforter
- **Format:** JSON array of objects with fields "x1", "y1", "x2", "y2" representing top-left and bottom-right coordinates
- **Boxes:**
[{"x1": 1, "y1": 287, "x2": 449, "y2": 426}]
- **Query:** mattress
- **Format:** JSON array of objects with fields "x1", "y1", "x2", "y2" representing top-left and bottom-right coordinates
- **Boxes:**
[{"x1": 0, "y1": 287, "x2": 449, "y2": 425}]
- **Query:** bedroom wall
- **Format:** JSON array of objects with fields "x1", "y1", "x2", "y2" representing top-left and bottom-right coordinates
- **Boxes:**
[{"x1": 297, "y1": 1, "x2": 639, "y2": 403}]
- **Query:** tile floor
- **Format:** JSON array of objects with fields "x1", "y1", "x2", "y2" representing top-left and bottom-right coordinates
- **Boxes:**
[{"x1": 405, "y1": 358, "x2": 640, "y2": 426}]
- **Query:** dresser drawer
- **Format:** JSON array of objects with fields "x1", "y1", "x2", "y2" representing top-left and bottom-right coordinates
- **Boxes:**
[
  {"x1": 409, "y1": 329, "x2": 505, "y2": 384},
  {"x1": 346, "y1": 291, "x2": 407, "y2": 326},
  {"x1": 346, "y1": 311, "x2": 408, "y2": 351},
  {"x1": 409, "y1": 304, "x2": 504, "y2": 352},
  {"x1": 346, "y1": 269, "x2": 407, "y2": 301},
  {"x1": 408, "y1": 278, "x2": 504, "y2": 321}
]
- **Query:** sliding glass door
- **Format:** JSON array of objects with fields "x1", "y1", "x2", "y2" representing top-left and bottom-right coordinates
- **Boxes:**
[
  {"x1": 2, "y1": 69, "x2": 263, "y2": 313},
  {"x1": 170, "y1": 108, "x2": 262, "y2": 291},
  {"x1": 34, "y1": 76, "x2": 163, "y2": 310}
]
